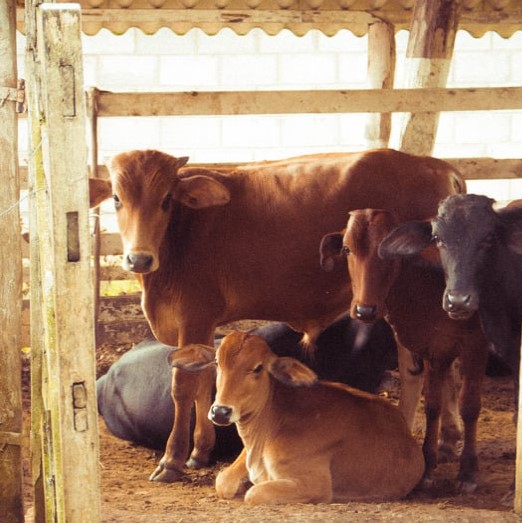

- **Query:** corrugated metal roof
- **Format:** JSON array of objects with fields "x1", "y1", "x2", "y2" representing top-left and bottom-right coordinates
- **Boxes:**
[{"x1": 16, "y1": 0, "x2": 522, "y2": 37}]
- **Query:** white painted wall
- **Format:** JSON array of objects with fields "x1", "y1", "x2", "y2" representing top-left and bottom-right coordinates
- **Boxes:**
[{"x1": 16, "y1": 28, "x2": 522, "y2": 200}]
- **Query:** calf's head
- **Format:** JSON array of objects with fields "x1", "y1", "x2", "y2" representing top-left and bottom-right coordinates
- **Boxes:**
[
  {"x1": 379, "y1": 194, "x2": 522, "y2": 320},
  {"x1": 320, "y1": 209, "x2": 401, "y2": 322},
  {"x1": 89, "y1": 150, "x2": 231, "y2": 274},
  {"x1": 169, "y1": 332, "x2": 317, "y2": 427}
]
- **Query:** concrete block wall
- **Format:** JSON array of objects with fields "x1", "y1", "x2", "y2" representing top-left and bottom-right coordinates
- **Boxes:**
[{"x1": 16, "y1": 27, "x2": 522, "y2": 199}]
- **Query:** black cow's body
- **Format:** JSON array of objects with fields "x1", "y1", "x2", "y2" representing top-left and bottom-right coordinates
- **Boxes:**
[
  {"x1": 97, "y1": 316, "x2": 397, "y2": 451},
  {"x1": 379, "y1": 194, "x2": 522, "y2": 409}
]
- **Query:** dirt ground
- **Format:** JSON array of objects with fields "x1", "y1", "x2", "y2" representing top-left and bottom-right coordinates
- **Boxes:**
[{"x1": 22, "y1": 332, "x2": 521, "y2": 523}]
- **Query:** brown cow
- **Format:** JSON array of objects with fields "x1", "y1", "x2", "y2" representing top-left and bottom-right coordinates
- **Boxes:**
[
  {"x1": 170, "y1": 332, "x2": 425, "y2": 504},
  {"x1": 90, "y1": 148, "x2": 463, "y2": 482},
  {"x1": 319, "y1": 209, "x2": 489, "y2": 492}
]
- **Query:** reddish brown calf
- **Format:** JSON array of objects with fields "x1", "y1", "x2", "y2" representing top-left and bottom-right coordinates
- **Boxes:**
[{"x1": 320, "y1": 209, "x2": 489, "y2": 492}]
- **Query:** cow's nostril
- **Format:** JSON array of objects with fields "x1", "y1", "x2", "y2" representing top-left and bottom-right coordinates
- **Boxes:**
[
  {"x1": 126, "y1": 253, "x2": 154, "y2": 273},
  {"x1": 447, "y1": 292, "x2": 473, "y2": 309},
  {"x1": 354, "y1": 304, "x2": 377, "y2": 322},
  {"x1": 209, "y1": 405, "x2": 233, "y2": 426}
]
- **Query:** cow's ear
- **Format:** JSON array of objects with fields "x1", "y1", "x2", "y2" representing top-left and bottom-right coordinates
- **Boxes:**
[
  {"x1": 500, "y1": 205, "x2": 522, "y2": 255},
  {"x1": 319, "y1": 232, "x2": 344, "y2": 272},
  {"x1": 378, "y1": 220, "x2": 433, "y2": 259},
  {"x1": 174, "y1": 175, "x2": 231, "y2": 209},
  {"x1": 89, "y1": 178, "x2": 112, "y2": 208},
  {"x1": 176, "y1": 156, "x2": 189, "y2": 170},
  {"x1": 168, "y1": 344, "x2": 216, "y2": 372},
  {"x1": 268, "y1": 357, "x2": 318, "y2": 387}
]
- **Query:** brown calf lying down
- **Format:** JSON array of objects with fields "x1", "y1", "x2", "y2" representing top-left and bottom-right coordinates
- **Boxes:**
[{"x1": 170, "y1": 332, "x2": 424, "y2": 505}]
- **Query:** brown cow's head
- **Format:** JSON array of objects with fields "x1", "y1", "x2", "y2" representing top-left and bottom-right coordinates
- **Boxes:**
[
  {"x1": 102, "y1": 150, "x2": 231, "y2": 274},
  {"x1": 320, "y1": 209, "x2": 402, "y2": 323},
  {"x1": 169, "y1": 331, "x2": 317, "y2": 427}
]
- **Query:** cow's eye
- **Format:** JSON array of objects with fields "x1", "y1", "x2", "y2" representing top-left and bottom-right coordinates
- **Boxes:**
[
  {"x1": 341, "y1": 245, "x2": 350, "y2": 256},
  {"x1": 432, "y1": 234, "x2": 442, "y2": 245},
  {"x1": 162, "y1": 194, "x2": 172, "y2": 212},
  {"x1": 252, "y1": 364, "x2": 263, "y2": 375},
  {"x1": 113, "y1": 194, "x2": 122, "y2": 210}
]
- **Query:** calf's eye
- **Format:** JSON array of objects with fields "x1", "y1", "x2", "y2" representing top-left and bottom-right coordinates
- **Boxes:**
[
  {"x1": 252, "y1": 364, "x2": 263, "y2": 375},
  {"x1": 113, "y1": 194, "x2": 122, "y2": 210},
  {"x1": 341, "y1": 246, "x2": 350, "y2": 256},
  {"x1": 162, "y1": 194, "x2": 172, "y2": 211}
]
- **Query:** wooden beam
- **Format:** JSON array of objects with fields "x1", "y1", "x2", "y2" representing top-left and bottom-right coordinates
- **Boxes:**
[
  {"x1": 35, "y1": 5, "x2": 101, "y2": 521},
  {"x1": 14, "y1": 6, "x2": 522, "y2": 37},
  {"x1": 365, "y1": 20, "x2": 395, "y2": 148},
  {"x1": 0, "y1": 0, "x2": 23, "y2": 521},
  {"x1": 396, "y1": 0, "x2": 460, "y2": 155},
  {"x1": 94, "y1": 87, "x2": 522, "y2": 117}
]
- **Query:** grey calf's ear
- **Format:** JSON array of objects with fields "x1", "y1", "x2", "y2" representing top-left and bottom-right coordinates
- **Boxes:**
[
  {"x1": 168, "y1": 344, "x2": 216, "y2": 372},
  {"x1": 378, "y1": 220, "x2": 433, "y2": 259},
  {"x1": 319, "y1": 232, "x2": 344, "y2": 272},
  {"x1": 269, "y1": 357, "x2": 318, "y2": 387}
]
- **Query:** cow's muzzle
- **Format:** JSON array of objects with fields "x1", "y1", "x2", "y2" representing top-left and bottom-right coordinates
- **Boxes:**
[
  {"x1": 443, "y1": 290, "x2": 478, "y2": 320},
  {"x1": 123, "y1": 252, "x2": 156, "y2": 273},
  {"x1": 353, "y1": 303, "x2": 378, "y2": 322},
  {"x1": 208, "y1": 404, "x2": 233, "y2": 426}
]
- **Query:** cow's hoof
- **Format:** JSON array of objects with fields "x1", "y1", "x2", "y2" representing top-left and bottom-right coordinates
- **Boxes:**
[
  {"x1": 457, "y1": 480, "x2": 477, "y2": 494},
  {"x1": 186, "y1": 456, "x2": 207, "y2": 469},
  {"x1": 420, "y1": 475, "x2": 434, "y2": 489},
  {"x1": 149, "y1": 462, "x2": 184, "y2": 483},
  {"x1": 500, "y1": 488, "x2": 514, "y2": 507}
]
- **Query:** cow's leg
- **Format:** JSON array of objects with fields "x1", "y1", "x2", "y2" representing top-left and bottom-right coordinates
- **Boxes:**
[
  {"x1": 186, "y1": 365, "x2": 217, "y2": 469},
  {"x1": 216, "y1": 448, "x2": 250, "y2": 500},
  {"x1": 150, "y1": 366, "x2": 199, "y2": 482},
  {"x1": 396, "y1": 343, "x2": 424, "y2": 432},
  {"x1": 244, "y1": 476, "x2": 332, "y2": 505},
  {"x1": 438, "y1": 360, "x2": 463, "y2": 462},
  {"x1": 421, "y1": 359, "x2": 447, "y2": 487},
  {"x1": 457, "y1": 339, "x2": 488, "y2": 493}
]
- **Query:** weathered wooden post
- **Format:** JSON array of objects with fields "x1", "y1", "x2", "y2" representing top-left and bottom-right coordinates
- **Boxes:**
[
  {"x1": 25, "y1": 0, "x2": 51, "y2": 520},
  {"x1": 395, "y1": 0, "x2": 460, "y2": 155},
  {"x1": 25, "y1": 4, "x2": 102, "y2": 521},
  {"x1": 0, "y1": 0, "x2": 24, "y2": 521},
  {"x1": 516, "y1": 351, "x2": 522, "y2": 513},
  {"x1": 365, "y1": 20, "x2": 395, "y2": 148}
]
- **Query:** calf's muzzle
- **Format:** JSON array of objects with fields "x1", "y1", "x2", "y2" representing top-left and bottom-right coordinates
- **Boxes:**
[
  {"x1": 353, "y1": 304, "x2": 377, "y2": 322},
  {"x1": 209, "y1": 405, "x2": 233, "y2": 426},
  {"x1": 125, "y1": 252, "x2": 154, "y2": 273},
  {"x1": 443, "y1": 290, "x2": 478, "y2": 320}
]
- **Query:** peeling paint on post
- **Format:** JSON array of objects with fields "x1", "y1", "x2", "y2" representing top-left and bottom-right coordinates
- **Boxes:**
[
  {"x1": 0, "y1": 0, "x2": 24, "y2": 521},
  {"x1": 29, "y1": 4, "x2": 101, "y2": 522}
]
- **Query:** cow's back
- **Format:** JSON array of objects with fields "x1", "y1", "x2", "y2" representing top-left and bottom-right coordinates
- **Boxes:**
[
  {"x1": 269, "y1": 381, "x2": 424, "y2": 501},
  {"x1": 161, "y1": 149, "x2": 463, "y2": 338}
]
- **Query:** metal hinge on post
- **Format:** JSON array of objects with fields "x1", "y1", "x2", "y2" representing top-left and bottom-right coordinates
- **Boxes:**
[{"x1": 0, "y1": 79, "x2": 26, "y2": 113}]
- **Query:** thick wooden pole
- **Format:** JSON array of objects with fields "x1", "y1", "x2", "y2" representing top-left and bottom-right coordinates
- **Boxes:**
[
  {"x1": 25, "y1": 0, "x2": 52, "y2": 520},
  {"x1": 364, "y1": 20, "x2": 395, "y2": 148},
  {"x1": 32, "y1": 5, "x2": 101, "y2": 522},
  {"x1": 0, "y1": 0, "x2": 24, "y2": 521},
  {"x1": 396, "y1": 0, "x2": 460, "y2": 155}
]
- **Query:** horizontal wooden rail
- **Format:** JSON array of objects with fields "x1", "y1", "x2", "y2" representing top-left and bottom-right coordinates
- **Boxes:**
[
  {"x1": 17, "y1": 158, "x2": 522, "y2": 187},
  {"x1": 94, "y1": 87, "x2": 522, "y2": 117}
]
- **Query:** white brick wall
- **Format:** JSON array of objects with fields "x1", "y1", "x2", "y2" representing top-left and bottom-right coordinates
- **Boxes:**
[{"x1": 16, "y1": 27, "x2": 522, "y2": 199}]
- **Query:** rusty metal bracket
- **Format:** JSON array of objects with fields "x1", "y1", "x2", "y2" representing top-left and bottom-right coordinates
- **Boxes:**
[{"x1": 0, "y1": 79, "x2": 26, "y2": 113}]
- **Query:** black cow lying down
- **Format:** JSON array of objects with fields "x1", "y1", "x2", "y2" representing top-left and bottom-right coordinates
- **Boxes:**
[{"x1": 96, "y1": 316, "x2": 398, "y2": 455}]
